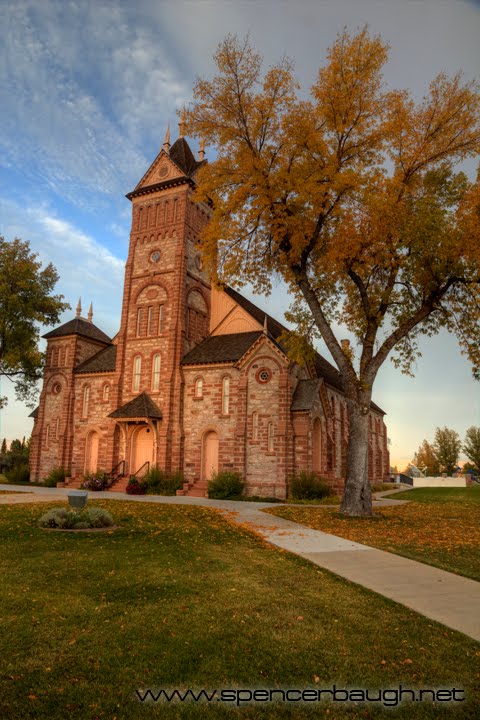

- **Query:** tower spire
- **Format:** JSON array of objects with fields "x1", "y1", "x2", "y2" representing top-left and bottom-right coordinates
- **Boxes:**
[
  {"x1": 178, "y1": 109, "x2": 186, "y2": 138},
  {"x1": 87, "y1": 302, "x2": 93, "y2": 323},
  {"x1": 198, "y1": 137, "x2": 206, "y2": 161},
  {"x1": 76, "y1": 298, "x2": 82, "y2": 318},
  {"x1": 263, "y1": 315, "x2": 268, "y2": 335},
  {"x1": 163, "y1": 124, "x2": 171, "y2": 154}
]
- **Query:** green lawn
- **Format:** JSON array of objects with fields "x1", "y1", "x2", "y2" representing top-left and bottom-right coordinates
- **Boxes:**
[
  {"x1": 0, "y1": 500, "x2": 479, "y2": 719},
  {"x1": 384, "y1": 486, "x2": 480, "y2": 503}
]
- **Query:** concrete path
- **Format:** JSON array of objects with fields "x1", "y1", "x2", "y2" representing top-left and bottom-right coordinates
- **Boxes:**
[{"x1": 1, "y1": 483, "x2": 479, "y2": 642}]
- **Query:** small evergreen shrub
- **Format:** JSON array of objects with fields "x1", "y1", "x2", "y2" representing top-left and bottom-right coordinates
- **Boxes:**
[
  {"x1": 208, "y1": 471, "x2": 244, "y2": 499},
  {"x1": 126, "y1": 478, "x2": 147, "y2": 495},
  {"x1": 5, "y1": 464, "x2": 30, "y2": 484},
  {"x1": 82, "y1": 471, "x2": 107, "y2": 491},
  {"x1": 288, "y1": 471, "x2": 333, "y2": 500},
  {"x1": 142, "y1": 466, "x2": 184, "y2": 495},
  {"x1": 38, "y1": 507, "x2": 114, "y2": 529},
  {"x1": 43, "y1": 466, "x2": 66, "y2": 487}
]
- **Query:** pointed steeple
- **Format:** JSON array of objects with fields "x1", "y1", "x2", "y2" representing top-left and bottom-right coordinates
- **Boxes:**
[
  {"x1": 178, "y1": 109, "x2": 186, "y2": 138},
  {"x1": 198, "y1": 137, "x2": 206, "y2": 162},
  {"x1": 76, "y1": 298, "x2": 82, "y2": 318},
  {"x1": 263, "y1": 315, "x2": 268, "y2": 335},
  {"x1": 87, "y1": 302, "x2": 93, "y2": 323},
  {"x1": 163, "y1": 124, "x2": 171, "y2": 154}
]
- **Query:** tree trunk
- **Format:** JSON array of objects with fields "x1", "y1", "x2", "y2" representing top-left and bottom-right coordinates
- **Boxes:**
[{"x1": 340, "y1": 401, "x2": 373, "y2": 516}]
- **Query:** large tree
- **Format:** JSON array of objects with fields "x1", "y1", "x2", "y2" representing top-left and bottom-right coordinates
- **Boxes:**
[
  {"x1": 412, "y1": 439, "x2": 440, "y2": 477},
  {"x1": 184, "y1": 30, "x2": 480, "y2": 515},
  {"x1": 433, "y1": 427, "x2": 462, "y2": 475},
  {"x1": 463, "y1": 426, "x2": 480, "y2": 471},
  {"x1": 0, "y1": 237, "x2": 69, "y2": 408}
]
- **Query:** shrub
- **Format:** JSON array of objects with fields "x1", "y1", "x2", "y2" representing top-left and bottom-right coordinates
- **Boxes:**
[
  {"x1": 208, "y1": 471, "x2": 244, "y2": 499},
  {"x1": 288, "y1": 471, "x2": 333, "y2": 500},
  {"x1": 43, "y1": 466, "x2": 66, "y2": 487},
  {"x1": 142, "y1": 466, "x2": 184, "y2": 495},
  {"x1": 126, "y1": 478, "x2": 147, "y2": 495},
  {"x1": 82, "y1": 471, "x2": 107, "y2": 491},
  {"x1": 5, "y1": 464, "x2": 30, "y2": 484},
  {"x1": 38, "y1": 507, "x2": 114, "y2": 529}
]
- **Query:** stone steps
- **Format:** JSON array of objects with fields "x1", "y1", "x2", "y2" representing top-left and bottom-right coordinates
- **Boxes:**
[{"x1": 176, "y1": 479, "x2": 208, "y2": 498}]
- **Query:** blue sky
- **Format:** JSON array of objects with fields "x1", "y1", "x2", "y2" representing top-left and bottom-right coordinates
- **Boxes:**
[{"x1": 0, "y1": 0, "x2": 479, "y2": 468}]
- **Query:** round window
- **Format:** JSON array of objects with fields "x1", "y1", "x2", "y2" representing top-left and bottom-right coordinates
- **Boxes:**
[
  {"x1": 256, "y1": 368, "x2": 272, "y2": 384},
  {"x1": 158, "y1": 165, "x2": 169, "y2": 178},
  {"x1": 150, "y1": 250, "x2": 161, "y2": 263},
  {"x1": 52, "y1": 382, "x2": 62, "y2": 395}
]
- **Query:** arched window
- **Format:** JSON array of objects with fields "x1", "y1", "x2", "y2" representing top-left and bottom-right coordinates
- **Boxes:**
[
  {"x1": 55, "y1": 417, "x2": 60, "y2": 439},
  {"x1": 136, "y1": 308, "x2": 143, "y2": 336},
  {"x1": 268, "y1": 422, "x2": 274, "y2": 452},
  {"x1": 222, "y1": 376, "x2": 230, "y2": 415},
  {"x1": 64, "y1": 346, "x2": 69, "y2": 365},
  {"x1": 45, "y1": 424, "x2": 50, "y2": 448},
  {"x1": 158, "y1": 305, "x2": 165, "y2": 334},
  {"x1": 151, "y1": 354, "x2": 161, "y2": 391},
  {"x1": 133, "y1": 356, "x2": 142, "y2": 391},
  {"x1": 57, "y1": 347, "x2": 63, "y2": 366},
  {"x1": 252, "y1": 411, "x2": 259, "y2": 441},
  {"x1": 147, "y1": 306, "x2": 154, "y2": 335},
  {"x1": 82, "y1": 385, "x2": 90, "y2": 418},
  {"x1": 103, "y1": 384, "x2": 110, "y2": 402},
  {"x1": 51, "y1": 347, "x2": 57, "y2": 367},
  {"x1": 195, "y1": 378, "x2": 203, "y2": 399}
]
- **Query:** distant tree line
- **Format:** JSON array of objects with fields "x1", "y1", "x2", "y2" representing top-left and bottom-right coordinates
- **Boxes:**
[
  {"x1": 0, "y1": 437, "x2": 30, "y2": 482},
  {"x1": 410, "y1": 427, "x2": 480, "y2": 477}
]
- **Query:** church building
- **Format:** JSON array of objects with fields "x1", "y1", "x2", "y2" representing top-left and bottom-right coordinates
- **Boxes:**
[{"x1": 29, "y1": 126, "x2": 389, "y2": 497}]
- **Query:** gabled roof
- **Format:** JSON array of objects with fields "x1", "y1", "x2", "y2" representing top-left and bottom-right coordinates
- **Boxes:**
[
  {"x1": 75, "y1": 345, "x2": 117, "y2": 374},
  {"x1": 181, "y1": 331, "x2": 263, "y2": 365},
  {"x1": 43, "y1": 317, "x2": 111, "y2": 344},
  {"x1": 169, "y1": 137, "x2": 206, "y2": 177},
  {"x1": 108, "y1": 392, "x2": 162, "y2": 420},
  {"x1": 291, "y1": 379, "x2": 322, "y2": 411}
]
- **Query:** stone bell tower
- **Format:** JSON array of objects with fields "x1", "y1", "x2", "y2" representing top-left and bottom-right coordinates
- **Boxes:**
[{"x1": 109, "y1": 120, "x2": 212, "y2": 474}]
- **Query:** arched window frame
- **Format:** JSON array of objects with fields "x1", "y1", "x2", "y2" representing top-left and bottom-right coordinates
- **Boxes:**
[
  {"x1": 267, "y1": 421, "x2": 274, "y2": 452},
  {"x1": 82, "y1": 385, "x2": 90, "y2": 418},
  {"x1": 147, "y1": 306, "x2": 154, "y2": 335},
  {"x1": 151, "y1": 353, "x2": 161, "y2": 391},
  {"x1": 136, "y1": 307, "x2": 143, "y2": 337},
  {"x1": 45, "y1": 424, "x2": 50, "y2": 448},
  {"x1": 103, "y1": 383, "x2": 110, "y2": 402},
  {"x1": 132, "y1": 356, "x2": 142, "y2": 392},
  {"x1": 221, "y1": 376, "x2": 230, "y2": 416},
  {"x1": 194, "y1": 377, "x2": 203, "y2": 399},
  {"x1": 252, "y1": 411, "x2": 259, "y2": 441}
]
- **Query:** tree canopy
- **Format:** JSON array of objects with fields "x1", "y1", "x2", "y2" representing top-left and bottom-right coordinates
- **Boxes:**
[
  {"x1": 463, "y1": 426, "x2": 480, "y2": 471},
  {"x1": 184, "y1": 30, "x2": 480, "y2": 515},
  {"x1": 433, "y1": 427, "x2": 462, "y2": 475},
  {"x1": 412, "y1": 439, "x2": 440, "y2": 477},
  {"x1": 0, "y1": 237, "x2": 69, "y2": 408}
]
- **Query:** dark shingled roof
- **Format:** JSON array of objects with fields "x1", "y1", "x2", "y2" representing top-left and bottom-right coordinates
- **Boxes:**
[
  {"x1": 29, "y1": 406, "x2": 39, "y2": 418},
  {"x1": 181, "y1": 331, "x2": 263, "y2": 365},
  {"x1": 109, "y1": 392, "x2": 162, "y2": 420},
  {"x1": 75, "y1": 345, "x2": 117, "y2": 374},
  {"x1": 169, "y1": 137, "x2": 205, "y2": 177},
  {"x1": 43, "y1": 317, "x2": 111, "y2": 344},
  {"x1": 291, "y1": 379, "x2": 322, "y2": 411}
]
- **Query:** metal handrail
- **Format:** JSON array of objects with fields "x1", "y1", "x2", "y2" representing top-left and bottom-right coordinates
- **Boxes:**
[
  {"x1": 104, "y1": 460, "x2": 126, "y2": 488},
  {"x1": 130, "y1": 461, "x2": 150, "y2": 482}
]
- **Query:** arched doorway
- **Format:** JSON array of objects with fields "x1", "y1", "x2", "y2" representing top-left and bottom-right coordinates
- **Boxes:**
[
  {"x1": 202, "y1": 431, "x2": 218, "y2": 481},
  {"x1": 85, "y1": 431, "x2": 100, "y2": 473},
  {"x1": 132, "y1": 426, "x2": 154, "y2": 473},
  {"x1": 312, "y1": 418, "x2": 322, "y2": 472}
]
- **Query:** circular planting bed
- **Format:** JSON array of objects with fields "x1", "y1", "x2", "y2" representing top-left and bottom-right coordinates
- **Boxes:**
[{"x1": 38, "y1": 506, "x2": 115, "y2": 531}]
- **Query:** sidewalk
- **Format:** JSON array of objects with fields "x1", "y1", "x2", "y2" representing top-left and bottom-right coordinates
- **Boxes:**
[{"x1": 2, "y1": 483, "x2": 479, "y2": 642}]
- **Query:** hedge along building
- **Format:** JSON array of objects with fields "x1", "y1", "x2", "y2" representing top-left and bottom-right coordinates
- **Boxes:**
[{"x1": 29, "y1": 127, "x2": 389, "y2": 497}]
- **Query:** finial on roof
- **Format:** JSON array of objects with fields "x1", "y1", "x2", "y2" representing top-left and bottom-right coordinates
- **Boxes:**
[
  {"x1": 163, "y1": 123, "x2": 171, "y2": 154},
  {"x1": 178, "y1": 109, "x2": 186, "y2": 138},
  {"x1": 198, "y1": 137, "x2": 205, "y2": 161},
  {"x1": 76, "y1": 298, "x2": 82, "y2": 318},
  {"x1": 87, "y1": 302, "x2": 93, "y2": 323},
  {"x1": 263, "y1": 315, "x2": 268, "y2": 335}
]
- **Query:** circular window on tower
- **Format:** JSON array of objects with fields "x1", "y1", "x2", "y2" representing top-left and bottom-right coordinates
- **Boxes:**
[
  {"x1": 52, "y1": 382, "x2": 62, "y2": 395},
  {"x1": 150, "y1": 250, "x2": 161, "y2": 263},
  {"x1": 256, "y1": 368, "x2": 272, "y2": 384},
  {"x1": 158, "y1": 165, "x2": 169, "y2": 179}
]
